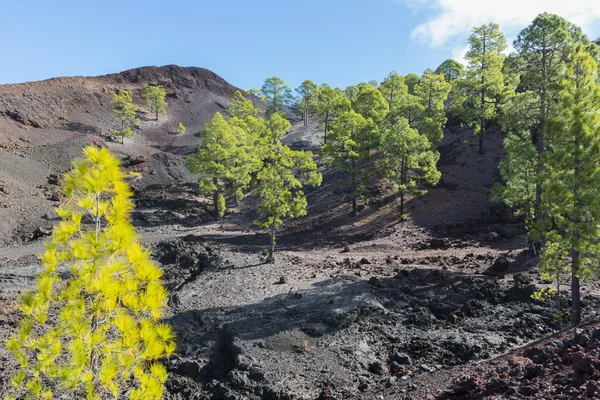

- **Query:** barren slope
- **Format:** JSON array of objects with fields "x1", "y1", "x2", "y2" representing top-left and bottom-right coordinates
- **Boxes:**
[{"x1": 0, "y1": 65, "x2": 242, "y2": 244}]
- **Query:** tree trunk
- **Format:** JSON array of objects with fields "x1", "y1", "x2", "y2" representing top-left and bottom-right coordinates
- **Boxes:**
[
  {"x1": 213, "y1": 177, "x2": 220, "y2": 221},
  {"x1": 304, "y1": 98, "x2": 308, "y2": 126},
  {"x1": 156, "y1": 110, "x2": 159, "y2": 121},
  {"x1": 351, "y1": 148, "x2": 357, "y2": 216},
  {"x1": 478, "y1": 122, "x2": 485, "y2": 154},
  {"x1": 324, "y1": 112, "x2": 329, "y2": 144},
  {"x1": 571, "y1": 250, "x2": 581, "y2": 324},
  {"x1": 479, "y1": 35, "x2": 486, "y2": 154},
  {"x1": 534, "y1": 51, "x2": 548, "y2": 228},
  {"x1": 400, "y1": 157, "x2": 406, "y2": 220},
  {"x1": 268, "y1": 223, "x2": 276, "y2": 262},
  {"x1": 571, "y1": 101, "x2": 582, "y2": 325},
  {"x1": 400, "y1": 192, "x2": 405, "y2": 220}
]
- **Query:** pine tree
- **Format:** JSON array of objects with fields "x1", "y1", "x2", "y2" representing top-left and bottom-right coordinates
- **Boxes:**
[
  {"x1": 315, "y1": 84, "x2": 350, "y2": 144},
  {"x1": 344, "y1": 85, "x2": 359, "y2": 103},
  {"x1": 404, "y1": 73, "x2": 421, "y2": 95},
  {"x1": 322, "y1": 110, "x2": 379, "y2": 216},
  {"x1": 537, "y1": 46, "x2": 600, "y2": 324},
  {"x1": 352, "y1": 83, "x2": 389, "y2": 125},
  {"x1": 413, "y1": 70, "x2": 451, "y2": 143},
  {"x1": 378, "y1": 118, "x2": 440, "y2": 220},
  {"x1": 141, "y1": 85, "x2": 167, "y2": 121},
  {"x1": 259, "y1": 77, "x2": 293, "y2": 117},
  {"x1": 295, "y1": 80, "x2": 318, "y2": 126},
  {"x1": 254, "y1": 141, "x2": 322, "y2": 262},
  {"x1": 379, "y1": 71, "x2": 408, "y2": 114},
  {"x1": 455, "y1": 23, "x2": 506, "y2": 153},
  {"x1": 177, "y1": 122, "x2": 186, "y2": 134},
  {"x1": 228, "y1": 90, "x2": 258, "y2": 120},
  {"x1": 435, "y1": 59, "x2": 464, "y2": 83},
  {"x1": 394, "y1": 75, "x2": 424, "y2": 129},
  {"x1": 110, "y1": 90, "x2": 140, "y2": 144},
  {"x1": 498, "y1": 14, "x2": 579, "y2": 225},
  {"x1": 5, "y1": 146, "x2": 175, "y2": 400},
  {"x1": 185, "y1": 113, "x2": 253, "y2": 219}
]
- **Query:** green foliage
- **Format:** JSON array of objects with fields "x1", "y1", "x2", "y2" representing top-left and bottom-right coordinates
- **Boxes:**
[
  {"x1": 254, "y1": 143, "x2": 322, "y2": 230},
  {"x1": 315, "y1": 84, "x2": 350, "y2": 144},
  {"x1": 111, "y1": 127, "x2": 136, "y2": 144},
  {"x1": 497, "y1": 13, "x2": 595, "y2": 229},
  {"x1": 536, "y1": 46, "x2": 600, "y2": 323},
  {"x1": 295, "y1": 80, "x2": 319, "y2": 126},
  {"x1": 344, "y1": 85, "x2": 359, "y2": 102},
  {"x1": 322, "y1": 110, "x2": 378, "y2": 215},
  {"x1": 453, "y1": 23, "x2": 506, "y2": 153},
  {"x1": 254, "y1": 140, "x2": 322, "y2": 261},
  {"x1": 265, "y1": 112, "x2": 292, "y2": 144},
  {"x1": 491, "y1": 132, "x2": 537, "y2": 222},
  {"x1": 384, "y1": 71, "x2": 450, "y2": 144},
  {"x1": 413, "y1": 70, "x2": 451, "y2": 143},
  {"x1": 435, "y1": 59, "x2": 464, "y2": 82},
  {"x1": 352, "y1": 83, "x2": 389, "y2": 125},
  {"x1": 260, "y1": 77, "x2": 293, "y2": 117},
  {"x1": 378, "y1": 117, "x2": 440, "y2": 218},
  {"x1": 141, "y1": 85, "x2": 167, "y2": 121},
  {"x1": 531, "y1": 287, "x2": 556, "y2": 302},
  {"x1": 177, "y1": 122, "x2": 186, "y2": 134},
  {"x1": 228, "y1": 90, "x2": 258, "y2": 119},
  {"x1": 186, "y1": 112, "x2": 256, "y2": 219},
  {"x1": 404, "y1": 73, "x2": 421, "y2": 95},
  {"x1": 379, "y1": 71, "x2": 408, "y2": 112},
  {"x1": 110, "y1": 89, "x2": 139, "y2": 144},
  {"x1": 5, "y1": 146, "x2": 175, "y2": 400}
]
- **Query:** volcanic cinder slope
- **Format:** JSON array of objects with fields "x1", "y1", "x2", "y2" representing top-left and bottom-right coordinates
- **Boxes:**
[{"x1": 0, "y1": 65, "x2": 242, "y2": 244}]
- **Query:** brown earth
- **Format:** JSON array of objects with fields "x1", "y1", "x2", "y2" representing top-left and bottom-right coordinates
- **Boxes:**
[{"x1": 1, "y1": 66, "x2": 598, "y2": 400}]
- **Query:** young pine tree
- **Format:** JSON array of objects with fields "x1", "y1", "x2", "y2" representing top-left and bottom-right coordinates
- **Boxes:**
[
  {"x1": 185, "y1": 113, "x2": 251, "y2": 220},
  {"x1": 536, "y1": 47, "x2": 600, "y2": 324},
  {"x1": 379, "y1": 71, "x2": 408, "y2": 116},
  {"x1": 177, "y1": 122, "x2": 186, "y2": 134},
  {"x1": 110, "y1": 89, "x2": 140, "y2": 144},
  {"x1": 404, "y1": 73, "x2": 421, "y2": 95},
  {"x1": 228, "y1": 90, "x2": 258, "y2": 120},
  {"x1": 352, "y1": 83, "x2": 389, "y2": 126},
  {"x1": 315, "y1": 84, "x2": 350, "y2": 144},
  {"x1": 254, "y1": 141, "x2": 322, "y2": 262},
  {"x1": 455, "y1": 23, "x2": 506, "y2": 153},
  {"x1": 142, "y1": 85, "x2": 167, "y2": 121},
  {"x1": 322, "y1": 110, "x2": 379, "y2": 216},
  {"x1": 413, "y1": 70, "x2": 451, "y2": 143},
  {"x1": 5, "y1": 146, "x2": 175, "y2": 400},
  {"x1": 378, "y1": 118, "x2": 440, "y2": 220}
]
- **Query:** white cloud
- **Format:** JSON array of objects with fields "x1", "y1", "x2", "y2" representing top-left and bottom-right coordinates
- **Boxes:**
[
  {"x1": 450, "y1": 44, "x2": 469, "y2": 64},
  {"x1": 398, "y1": 0, "x2": 600, "y2": 47}
]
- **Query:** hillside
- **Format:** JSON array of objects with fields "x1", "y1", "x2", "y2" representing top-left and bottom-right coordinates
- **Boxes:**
[{"x1": 0, "y1": 65, "x2": 241, "y2": 244}]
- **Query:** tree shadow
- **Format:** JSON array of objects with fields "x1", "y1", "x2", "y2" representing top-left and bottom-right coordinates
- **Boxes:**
[
  {"x1": 150, "y1": 144, "x2": 197, "y2": 155},
  {"x1": 61, "y1": 121, "x2": 99, "y2": 134},
  {"x1": 131, "y1": 184, "x2": 214, "y2": 229},
  {"x1": 164, "y1": 265, "x2": 563, "y2": 393}
]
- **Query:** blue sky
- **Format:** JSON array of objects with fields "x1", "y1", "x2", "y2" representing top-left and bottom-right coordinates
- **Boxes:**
[{"x1": 1, "y1": 0, "x2": 599, "y2": 91}]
